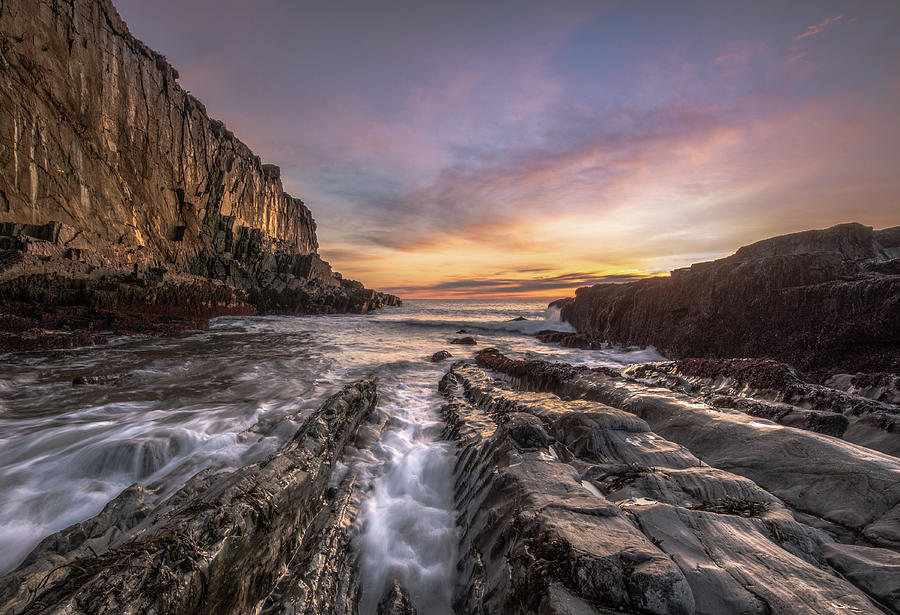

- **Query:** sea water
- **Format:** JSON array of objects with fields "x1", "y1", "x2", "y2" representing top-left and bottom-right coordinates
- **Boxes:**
[{"x1": 0, "y1": 299, "x2": 664, "y2": 611}]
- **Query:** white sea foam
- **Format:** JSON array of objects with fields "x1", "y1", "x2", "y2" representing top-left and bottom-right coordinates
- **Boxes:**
[
  {"x1": 0, "y1": 299, "x2": 666, "y2": 589},
  {"x1": 352, "y1": 373, "x2": 458, "y2": 614}
]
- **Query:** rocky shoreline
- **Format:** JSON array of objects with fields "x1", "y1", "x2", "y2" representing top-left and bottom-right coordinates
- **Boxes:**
[
  {"x1": 7, "y1": 349, "x2": 896, "y2": 614},
  {"x1": 466, "y1": 348, "x2": 900, "y2": 614},
  {"x1": 0, "y1": 379, "x2": 379, "y2": 615},
  {"x1": 546, "y1": 223, "x2": 900, "y2": 377},
  {"x1": 2, "y1": 0, "x2": 899, "y2": 613},
  {"x1": 0, "y1": 0, "x2": 399, "y2": 352}
]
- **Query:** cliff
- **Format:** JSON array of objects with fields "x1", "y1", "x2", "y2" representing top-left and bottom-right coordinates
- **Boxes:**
[
  {"x1": 548, "y1": 223, "x2": 900, "y2": 375},
  {"x1": 0, "y1": 0, "x2": 399, "y2": 350}
]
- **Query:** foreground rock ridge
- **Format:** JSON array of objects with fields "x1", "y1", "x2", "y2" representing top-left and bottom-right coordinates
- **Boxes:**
[
  {"x1": 447, "y1": 349, "x2": 900, "y2": 614},
  {"x1": 0, "y1": 378, "x2": 379, "y2": 615},
  {"x1": 546, "y1": 223, "x2": 900, "y2": 375},
  {"x1": 0, "y1": 0, "x2": 399, "y2": 351},
  {"x1": 3, "y1": 353, "x2": 899, "y2": 614}
]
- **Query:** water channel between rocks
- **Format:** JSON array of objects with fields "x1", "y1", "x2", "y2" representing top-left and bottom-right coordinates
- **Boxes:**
[{"x1": 0, "y1": 299, "x2": 664, "y2": 610}]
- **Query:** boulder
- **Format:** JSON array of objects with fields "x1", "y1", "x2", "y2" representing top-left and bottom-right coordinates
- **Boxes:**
[{"x1": 450, "y1": 337, "x2": 477, "y2": 345}]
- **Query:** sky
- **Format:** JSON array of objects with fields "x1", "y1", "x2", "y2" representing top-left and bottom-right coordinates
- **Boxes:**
[{"x1": 114, "y1": 0, "x2": 900, "y2": 299}]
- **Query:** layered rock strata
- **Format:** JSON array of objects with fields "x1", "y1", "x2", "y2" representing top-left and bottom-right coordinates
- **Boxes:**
[
  {"x1": 450, "y1": 351, "x2": 900, "y2": 613},
  {"x1": 0, "y1": 0, "x2": 399, "y2": 350},
  {"x1": 0, "y1": 378, "x2": 378, "y2": 615},
  {"x1": 475, "y1": 349, "x2": 900, "y2": 549},
  {"x1": 624, "y1": 358, "x2": 899, "y2": 456},
  {"x1": 549, "y1": 223, "x2": 900, "y2": 375}
]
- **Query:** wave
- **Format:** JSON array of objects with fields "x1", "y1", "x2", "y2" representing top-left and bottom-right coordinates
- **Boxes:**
[{"x1": 371, "y1": 316, "x2": 575, "y2": 337}]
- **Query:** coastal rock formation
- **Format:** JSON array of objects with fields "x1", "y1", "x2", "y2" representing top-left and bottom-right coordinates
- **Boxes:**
[
  {"x1": 377, "y1": 583, "x2": 418, "y2": 615},
  {"x1": 475, "y1": 349, "x2": 900, "y2": 548},
  {"x1": 549, "y1": 223, "x2": 900, "y2": 375},
  {"x1": 624, "y1": 358, "x2": 899, "y2": 456},
  {"x1": 450, "y1": 336, "x2": 477, "y2": 345},
  {"x1": 0, "y1": 378, "x2": 379, "y2": 615},
  {"x1": 454, "y1": 349, "x2": 900, "y2": 613},
  {"x1": 0, "y1": 0, "x2": 399, "y2": 350}
]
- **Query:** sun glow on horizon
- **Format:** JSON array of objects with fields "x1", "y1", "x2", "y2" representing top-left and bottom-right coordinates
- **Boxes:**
[{"x1": 116, "y1": 0, "x2": 900, "y2": 299}]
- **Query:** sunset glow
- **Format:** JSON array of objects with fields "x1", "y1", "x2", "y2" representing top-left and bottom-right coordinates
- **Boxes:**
[{"x1": 115, "y1": 0, "x2": 900, "y2": 298}]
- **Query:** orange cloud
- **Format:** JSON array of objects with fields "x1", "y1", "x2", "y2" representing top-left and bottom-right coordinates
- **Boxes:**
[{"x1": 795, "y1": 15, "x2": 843, "y2": 40}]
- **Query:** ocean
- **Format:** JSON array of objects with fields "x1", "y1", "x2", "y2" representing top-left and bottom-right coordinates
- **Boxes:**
[{"x1": 0, "y1": 299, "x2": 664, "y2": 611}]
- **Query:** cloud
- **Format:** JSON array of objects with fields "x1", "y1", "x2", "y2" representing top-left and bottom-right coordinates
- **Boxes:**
[
  {"x1": 382, "y1": 271, "x2": 656, "y2": 298},
  {"x1": 327, "y1": 101, "x2": 739, "y2": 254},
  {"x1": 794, "y1": 15, "x2": 843, "y2": 40},
  {"x1": 116, "y1": 0, "x2": 900, "y2": 299}
]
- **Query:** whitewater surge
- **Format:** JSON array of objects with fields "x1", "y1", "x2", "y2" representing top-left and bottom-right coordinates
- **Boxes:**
[
  {"x1": 0, "y1": 299, "x2": 666, "y2": 597},
  {"x1": 353, "y1": 372, "x2": 458, "y2": 614}
]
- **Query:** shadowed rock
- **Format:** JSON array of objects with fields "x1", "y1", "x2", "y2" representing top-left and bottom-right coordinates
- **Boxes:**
[
  {"x1": 0, "y1": 378, "x2": 379, "y2": 615},
  {"x1": 430, "y1": 350, "x2": 453, "y2": 362},
  {"x1": 827, "y1": 372, "x2": 900, "y2": 405},
  {"x1": 450, "y1": 337, "x2": 477, "y2": 345},
  {"x1": 444, "y1": 357, "x2": 899, "y2": 613},
  {"x1": 550, "y1": 223, "x2": 900, "y2": 375}
]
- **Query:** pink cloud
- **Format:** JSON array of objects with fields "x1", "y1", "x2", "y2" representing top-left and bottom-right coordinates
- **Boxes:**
[{"x1": 794, "y1": 15, "x2": 843, "y2": 40}]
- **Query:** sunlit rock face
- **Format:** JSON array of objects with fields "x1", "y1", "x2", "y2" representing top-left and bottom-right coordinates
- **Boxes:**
[
  {"x1": 552, "y1": 223, "x2": 900, "y2": 375},
  {"x1": 0, "y1": 0, "x2": 317, "y2": 264},
  {"x1": 0, "y1": 0, "x2": 399, "y2": 351}
]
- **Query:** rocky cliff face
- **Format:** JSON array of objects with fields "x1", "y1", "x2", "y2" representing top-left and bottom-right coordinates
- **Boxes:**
[
  {"x1": 550, "y1": 223, "x2": 900, "y2": 375},
  {"x1": 0, "y1": 0, "x2": 399, "y2": 350}
]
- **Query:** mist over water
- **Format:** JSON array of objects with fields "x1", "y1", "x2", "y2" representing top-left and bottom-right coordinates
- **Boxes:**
[{"x1": 0, "y1": 299, "x2": 665, "y2": 605}]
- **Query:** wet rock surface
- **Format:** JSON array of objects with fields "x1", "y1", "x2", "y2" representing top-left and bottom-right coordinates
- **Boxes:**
[
  {"x1": 377, "y1": 582, "x2": 418, "y2": 615},
  {"x1": 475, "y1": 349, "x2": 900, "y2": 548},
  {"x1": 624, "y1": 358, "x2": 899, "y2": 456},
  {"x1": 0, "y1": 378, "x2": 379, "y2": 615},
  {"x1": 550, "y1": 223, "x2": 900, "y2": 374},
  {"x1": 444, "y1": 353, "x2": 900, "y2": 614},
  {"x1": 0, "y1": 0, "x2": 399, "y2": 351},
  {"x1": 431, "y1": 350, "x2": 453, "y2": 362},
  {"x1": 450, "y1": 336, "x2": 477, "y2": 345}
]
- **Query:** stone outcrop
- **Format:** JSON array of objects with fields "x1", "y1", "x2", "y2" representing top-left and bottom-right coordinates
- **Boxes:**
[
  {"x1": 0, "y1": 0, "x2": 399, "y2": 350},
  {"x1": 450, "y1": 336, "x2": 477, "y2": 345},
  {"x1": 549, "y1": 223, "x2": 900, "y2": 375},
  {"x1": 455, "y1": 349, "x2": 900, "y2": 613},
  {"x1": 475, "y1": 349, "x2": 900, "y2": 548},
  {"x1": 624, "y1": 358, "x2": 899, "y2": 456},
  {"x1": 377, "y1": 582, "x2": 418, "y2": 615},
  {"x1": 0, "y1": 378, "x2": 378, "y2": 615}
]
